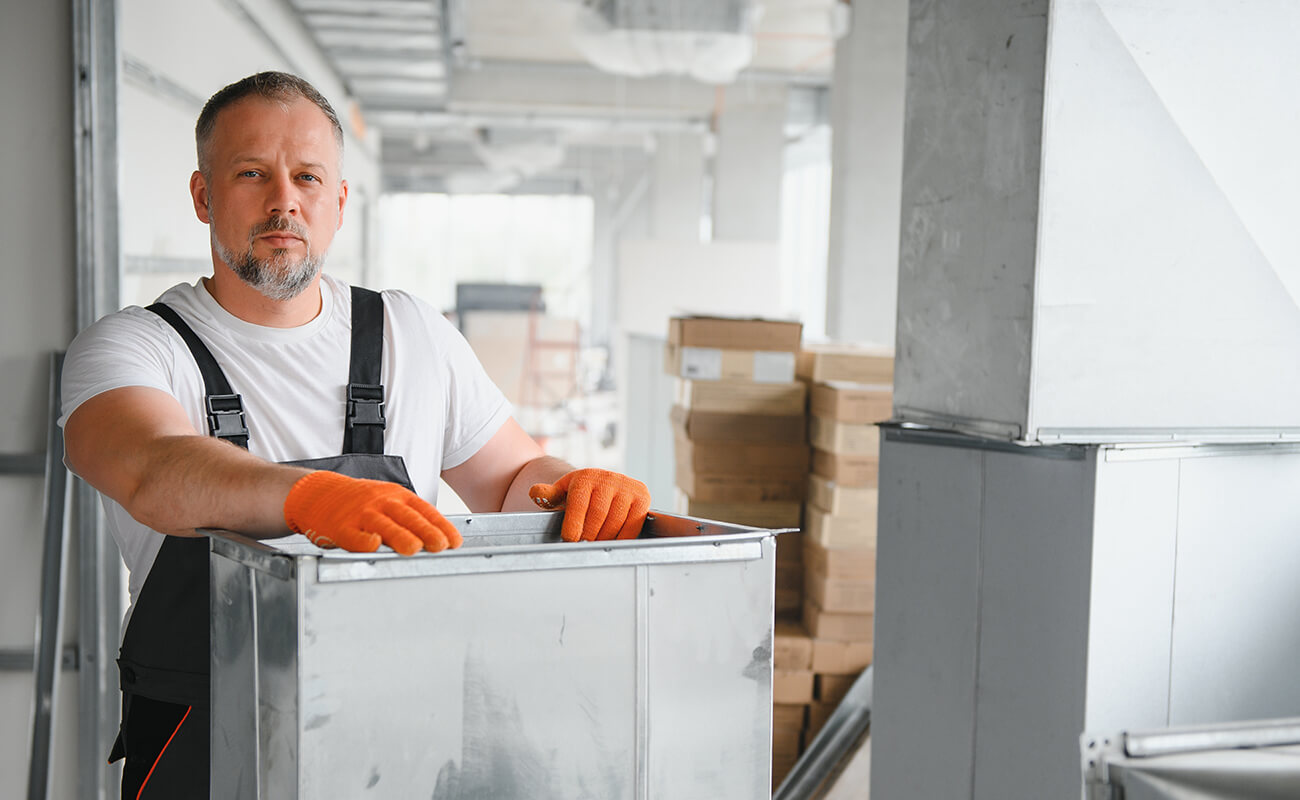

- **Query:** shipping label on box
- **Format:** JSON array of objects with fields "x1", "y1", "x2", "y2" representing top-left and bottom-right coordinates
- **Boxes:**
[
  {"x1": 810, "y1": 381, "x2": 893, "y2": 424},
  {"x1": 807, "y1": 505, "x2": 877, "y2": 549},
  {"x1": 671, "y1": 405, "x2": 807, "y2": 443},
  {"x1": 664, "y1": 344, "x2": 798, "y2": 383},
  {"x1": 676, "y1": 378, "x2": 808, "y2": 415},
  {"x1": 796, "y1": 343, "x2": 894, "y2": 384},
  {"x1": 808, "y1": 475, "x2": 878, "y2": 516},
  {"x1": 811, "y1": 638, "x2": 873, "y2": 675},
  {"x1": 774, "y1": 619, "x2": 813, "y2": 670},
  {"x1": 773, "y1": 668, "x2": 815, "y2": 704},
  {"x1": 803, "y1": 538, "x2": 875, "y2": 581},
  {"x1": 803, "y1": 597, "x2": 874, "y2": 642},
  {"x1": 812, "y1": 448, "x2": 879, "y2": 487},
  {"x1": 675, "y1": 436, "x2": 810, "y2": 478},
  {"x1": 670, "y1": 316, "x2": 803, "y2": 352},
  {"x1": 809, "y1": 415, "x2": 880, "y2": 455},
  {"x1": 675, "y1": 462, "x2": 806, "y2": 503},
  {"x1": 805, "y1": 566, "x2": 874, "y2": 613}
]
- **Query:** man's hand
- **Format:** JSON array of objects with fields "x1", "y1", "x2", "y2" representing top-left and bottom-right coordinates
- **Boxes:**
[
  {"x1": 284, "y1": 471, "x2": 461, "y2": 556},
  {"x1": 529, "y1": 468, "x2": 651, "y2": 542}
]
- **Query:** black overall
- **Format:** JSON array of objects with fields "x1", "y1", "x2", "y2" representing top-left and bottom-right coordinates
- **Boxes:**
[{"x1": 109, "y1": 287, "x2": 411, "y2": 799}]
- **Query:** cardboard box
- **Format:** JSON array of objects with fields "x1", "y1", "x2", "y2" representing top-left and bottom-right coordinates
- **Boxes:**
[
  {"x1": 812, "y1": 448, "x2": 879, "y2": 487},
  {"x1": 776, "y1": 588, "x2": 802, "y2": 615},
  {"x1": 809, "y1": 415, "x2": 880, "y2": 455},
  {"x1": 803, "y1": 538, "x2": 875, "y2": 582},
  {"x1": 815, "y1": 673, "x2": 860, "y2": 707},
  {"x1": 676, "y1": 378, "x2": 807, "y2": 415},
  {"x1": 675, "y1": 462, "x2": 806, "y2": 503},
  {"x1": 807, "y1": 700, "x2": 835, "y2": 741},
  {"x1": 773, "y1": 703, "x2": 808, "y2": 731},
  {"x1": 774, "y1": 618, "x2": 814, "y2": 670},
  {"x1": 671, "y1": 405, "x2": 807, "y2": 443},
  {"x1": 670, "y1": 316, "x2": 803, "y2": 352},
  {"x1": 773, "y1": 669, "x2": 815, "y2": 704},
  {"x1": 805, "y1": 567, "x2": 874, "y2": 613},
  {"x1": 674, "y1": 492, "x2": 804, "y2": 527},
  {"x1": 811, "y1": 638, "x2": 874, "y2": 675},
  {"x1": 807, "y1": 475, "x2": 878, "y2": 516},
  {"x1": 773, "y1": 752, "x2": 799, "y2": 790},
  {"x1": 772, "y1": 718, "x2": 804, "y2": 758},
  {"x1": 810, "y1": 381, "x2": 893, "y2": 424},
  {"x1": 664, "y1": 344, "x2": 797, "y2": 383},
  {"x1": 776, "y1": 530, "x2": 805, "y2": 569},
  {"x1": 797, "y1": 343, "x2": 894, "y2": 384},
  {"x1": 803, "y1": 597, "x2": 874, "y2": 642},
  {"x1": 776, "y1": 561, "x2": 804, "y2": 591},
  {"x1": 674, "y1": 436, "x2": 810, "y2": 478},
  {"x1": 806, "y1": 505, "x2": 876, "y2": 549}
]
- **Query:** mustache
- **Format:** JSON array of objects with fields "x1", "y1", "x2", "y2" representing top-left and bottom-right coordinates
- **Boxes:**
[{"x1": 250, "y1": 216, "x2": 309, "y2": 241}]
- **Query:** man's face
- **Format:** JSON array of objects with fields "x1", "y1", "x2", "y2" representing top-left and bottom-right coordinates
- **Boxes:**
[{"x1": 190, "y1": 96, "x2": 348, "y2": 300}]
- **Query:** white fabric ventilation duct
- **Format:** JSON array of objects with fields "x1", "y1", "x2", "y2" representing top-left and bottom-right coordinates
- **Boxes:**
[{"x1": 571, "y1": 0, "x2": 763, "y2": 84}]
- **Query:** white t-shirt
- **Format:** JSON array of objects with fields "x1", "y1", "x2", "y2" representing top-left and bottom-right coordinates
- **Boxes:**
[{"x1": 59, "y1": 274, "x2": 512, "y2": 613}]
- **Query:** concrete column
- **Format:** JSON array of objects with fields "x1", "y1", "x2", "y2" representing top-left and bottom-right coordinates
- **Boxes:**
[
  {"x1": 712, "y1": 85, "x2": 787, "y2": 241},
  {"x1": 0, "y1": 2, "x2": 82, "y2": 799},
  {"x1": 650, "y1": 131, "x2": 705, "y2": 241},
  {"x1": 824, "y1": 0, "x2": 909, "y2": 346}
]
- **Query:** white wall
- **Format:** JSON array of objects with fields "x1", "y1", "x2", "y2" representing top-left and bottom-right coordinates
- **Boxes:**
[
  {"x1": 118, "y1": 0, "x2": 381, "y2": 308},
  {"x1": 824, "y1": 0, "x2": 908, "y2": 347},
  {"x1": 0, "y1": 3, "x2": 81, "y2": 799}
]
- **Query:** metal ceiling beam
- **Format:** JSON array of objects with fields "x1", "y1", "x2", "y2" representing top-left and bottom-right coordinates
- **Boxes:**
[
  {"x1": 291, "y1": 0, "x2": 434, "y2": 15},
  {"x1": 304, "y1": 13, "x2": 436, "y2": 31}
]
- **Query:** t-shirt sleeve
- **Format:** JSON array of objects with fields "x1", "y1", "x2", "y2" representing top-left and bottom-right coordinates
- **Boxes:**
[
  {"x1": 394, "y1": 292, "x2": 512, "y2": 470},
  {"x1": 59, "y1": 307, "x2": 178, "y2": 429}
]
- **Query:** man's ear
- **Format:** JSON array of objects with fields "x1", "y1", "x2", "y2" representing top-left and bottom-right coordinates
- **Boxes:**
[
  {"x1": 336, "y1": 178, "x2": 349, "y2": 230},
  {"x1": 190, "y1": 170, "x2": 211, "y2": 224}
]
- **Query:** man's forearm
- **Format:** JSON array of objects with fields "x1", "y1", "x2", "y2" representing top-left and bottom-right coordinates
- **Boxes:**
[
  {"x1": 122, "y1": 435, "x2": 310, "y2": 537},
  {"x1": 499, "y1": 455, "x2": 574, "y2": 512}
]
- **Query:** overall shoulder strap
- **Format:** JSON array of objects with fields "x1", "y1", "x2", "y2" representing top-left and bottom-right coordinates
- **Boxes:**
[
  {"x1": 146, "y1": 303, "x2": 250, "y2": 450},
  {"x1": 344, "y1": 286, "x2": 386, "y2": 455}
]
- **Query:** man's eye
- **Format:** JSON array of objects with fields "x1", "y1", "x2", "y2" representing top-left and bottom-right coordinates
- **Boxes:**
[
  {"x1": 299, "y1": 174, "x2": 320, "y2": 183},
  {"x1": 239, "y1": 170, "x2": 260, "y2": 178}
]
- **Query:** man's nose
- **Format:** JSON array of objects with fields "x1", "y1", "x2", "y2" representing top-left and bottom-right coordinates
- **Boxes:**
[{"x1": 266, "y1": 174, "x2": 299, "y2": 216}]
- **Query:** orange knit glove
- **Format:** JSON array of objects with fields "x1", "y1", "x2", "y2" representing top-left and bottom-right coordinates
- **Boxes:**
[
  {"x1": 529, "y1": 468, "x2": 651, "y2": 542},
  {"x1": 283, "y1": 471, "x2": 461, "y2": 556}
]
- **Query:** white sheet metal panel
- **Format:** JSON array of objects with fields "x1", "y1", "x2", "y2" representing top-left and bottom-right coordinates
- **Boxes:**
[
  {"x1": 1083, "y1": 456, "x2": 1179, "y2": 732},
  {"x1": 973, "y1": 449, "x2": 1095, "y2": 800},
  {"x1": 1167, "y1": 451, "x2": 1300, "y2": 725},
  {"x1": 878, "y1": 435, "x2": 1300, "y2": 798},
  {"x1": 871, "y1": 437, "x2": 985, "y2": 800},
  {"x1": 895, "y1": 0, "x2": 1300, "y2": 442},
  {"x1": 210, "y1": 514, "x2": 776, "y2": 799}
]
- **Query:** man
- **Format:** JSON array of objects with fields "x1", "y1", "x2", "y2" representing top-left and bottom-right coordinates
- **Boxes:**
[{"x1": 59, "y1": 71, "x2": 651, "y2": 798}]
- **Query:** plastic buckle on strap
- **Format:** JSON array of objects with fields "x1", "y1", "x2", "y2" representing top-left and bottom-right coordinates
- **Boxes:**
[
  {"x1": 347, "y1": 384, "x2": 386, "y2": 429},
  {"x1": 205, "y1": 393, "x2": 249, "y2": 440}
]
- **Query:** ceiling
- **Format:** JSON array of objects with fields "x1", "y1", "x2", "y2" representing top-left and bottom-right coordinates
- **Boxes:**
[{"x1": 285, "y1": 0, "x2": 844, "y2": 193}]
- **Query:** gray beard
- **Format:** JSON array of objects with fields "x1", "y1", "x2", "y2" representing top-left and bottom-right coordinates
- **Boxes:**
[{"x1": 211, "y1": 219, "x2": 326, "y2": 302}]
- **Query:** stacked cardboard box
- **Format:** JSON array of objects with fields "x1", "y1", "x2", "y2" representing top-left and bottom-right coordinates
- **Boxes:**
[
  {"x1": 799, "y1": 344, "x2": 893, "y2": 741},
  {"x1": 666, "y1": 316, "x2": 808, "y2": 614},
  {"x1": 665, "y1": 316, "x2": 809, "y2": 791}
]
